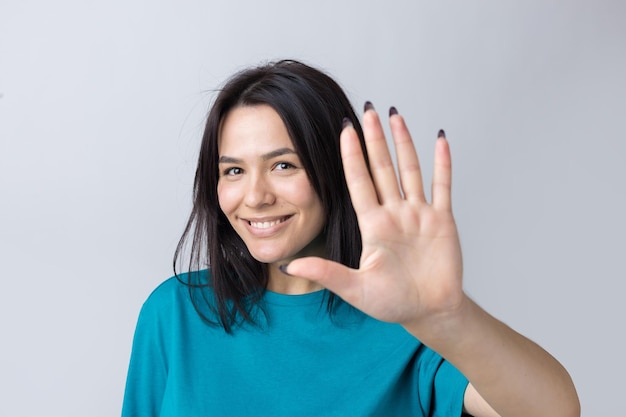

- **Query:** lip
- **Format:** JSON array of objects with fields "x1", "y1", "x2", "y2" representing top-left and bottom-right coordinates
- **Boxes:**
[{"x1": 240, "y1": 215, "x2": 293, "y2": 237}]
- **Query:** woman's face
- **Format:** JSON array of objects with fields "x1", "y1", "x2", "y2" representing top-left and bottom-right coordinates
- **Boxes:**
[{"x1": 217, "y1": 105, "x2": 326, "y2": 266}]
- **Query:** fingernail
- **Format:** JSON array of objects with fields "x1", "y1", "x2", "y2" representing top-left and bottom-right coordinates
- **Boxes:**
[
  {"x1": 278, "y1": 263, "x2": 292, "y2": 276},
  {"x1": 389, "y1": 106, "x2": 398, "y2": 116},
  {"x1": 438, "y1": 129, "x2": 446, "y2": 139},
  {"x1": 342, "y1": 117, "x2": 353, "y2": 129},
  {"x1": 364, "y1": 101, "x2": 375, "y2": 112}
]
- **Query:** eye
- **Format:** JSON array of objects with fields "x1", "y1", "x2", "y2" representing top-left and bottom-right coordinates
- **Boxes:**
[
  {"x1": 222, "y1": 167, "x2": 243, "y2": 177},
  {"x1": 274, "y1": 162, "x2": 295, "y2": 171}
]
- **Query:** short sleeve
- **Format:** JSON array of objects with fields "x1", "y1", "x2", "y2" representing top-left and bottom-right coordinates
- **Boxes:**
[
  {"x1": 416, "y1": 345, "x2": 469, "y2": 417},
  {"x1": 431, "y1": 359, "x2": 469, "y2": 417}
]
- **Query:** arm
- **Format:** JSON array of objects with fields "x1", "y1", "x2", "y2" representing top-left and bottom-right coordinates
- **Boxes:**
[{"x1": 284, "y1": 105, "x2": 580, "y2": 417}]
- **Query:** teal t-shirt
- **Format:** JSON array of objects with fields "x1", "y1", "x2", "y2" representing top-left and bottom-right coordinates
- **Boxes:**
[{"x1": 122, "y1": 271, "x2": 468, "y2": 416}]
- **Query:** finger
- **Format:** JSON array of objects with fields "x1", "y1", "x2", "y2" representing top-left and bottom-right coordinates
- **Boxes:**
[
  {"x1": 388, "y1": 108, "x2": 426, "y2": 203},
  {"x1": 284, "y1": 256, "x2": 362, "y2": 303},
  {"x1": 341, "y1": 121, "x2": 379, "y2": 217},
  {"x1": 362, "y1": 103, "x2": 402, "y2": 203},
  {"x1": 432, "y1": 132, "x2": 452, "y2": 211}
]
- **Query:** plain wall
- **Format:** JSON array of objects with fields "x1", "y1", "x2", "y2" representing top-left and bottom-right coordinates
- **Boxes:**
[{"x1": 1, "y1": 1, "x2": 624, "y2": 415}]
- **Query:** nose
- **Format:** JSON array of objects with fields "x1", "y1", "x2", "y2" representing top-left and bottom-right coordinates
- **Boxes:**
[{"x1": 244, "y1": 173, "x2": 275, "y2": 208}]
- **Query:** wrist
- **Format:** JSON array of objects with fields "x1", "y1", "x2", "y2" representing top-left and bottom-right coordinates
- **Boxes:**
[{"x1": 402, "y1": 294, "x2": 484, "y2": 354}]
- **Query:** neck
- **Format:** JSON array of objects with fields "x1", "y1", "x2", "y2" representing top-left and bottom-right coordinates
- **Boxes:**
[
  {"x1": 267, "y1": 264, "x2": 324, "y2": 295},
  {"x1": 266, "y1": 232, "x2": 326, "y2": 294}
]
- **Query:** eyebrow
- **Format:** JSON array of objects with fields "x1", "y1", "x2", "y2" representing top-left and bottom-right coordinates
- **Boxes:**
[{"x1": 218, "y1": 147, "x2": 297, "y2": 164}]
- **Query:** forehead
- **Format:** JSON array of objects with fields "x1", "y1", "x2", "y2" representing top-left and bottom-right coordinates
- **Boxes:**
[{"x1": 218, "y1": 105, "x2": 294, "y2": 155}]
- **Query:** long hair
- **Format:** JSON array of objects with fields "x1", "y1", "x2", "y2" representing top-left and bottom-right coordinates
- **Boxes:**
[{"x1": 174, "y1": 60, "x2": 367, "y2": 333}]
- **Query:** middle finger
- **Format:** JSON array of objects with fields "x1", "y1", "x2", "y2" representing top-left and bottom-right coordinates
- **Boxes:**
[{"x1": 362, "y1": 102, "x2": 402, "y2": 204}]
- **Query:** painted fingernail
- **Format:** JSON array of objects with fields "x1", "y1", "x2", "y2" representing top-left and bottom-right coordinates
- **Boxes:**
[
  {"x1": 278, "y1": 263, "x2": 292, "y2": 276},
  {"x1": 389, "y1": 106, "x2": 398, "y2": 116},
  {"x1": 438, "y1": 129, "x2": 446, "y2": 139},
  {"x1": 364, "y1": 101, "x2": 375, "y2": 112},
  {"x1": 342, "y1": 117, "x2": 353, "y2": 129}
]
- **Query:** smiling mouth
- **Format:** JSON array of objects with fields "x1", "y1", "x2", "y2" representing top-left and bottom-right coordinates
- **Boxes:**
[{"x1": 248, "y1": 216, "x2": 292, "y2": 229}]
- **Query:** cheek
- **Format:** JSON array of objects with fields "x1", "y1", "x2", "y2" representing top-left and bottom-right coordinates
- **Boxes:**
[
  {"x1": 216, "y1": 182, "x2": 238, "y2": 215},
  {"x1": 289, "y1": 181, "x2": 324, "y2": 215}
]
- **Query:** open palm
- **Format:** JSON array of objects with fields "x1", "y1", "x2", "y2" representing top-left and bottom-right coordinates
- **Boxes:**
[{"x1": 287, "y1": 105, "x2": 465, "y2": 329}]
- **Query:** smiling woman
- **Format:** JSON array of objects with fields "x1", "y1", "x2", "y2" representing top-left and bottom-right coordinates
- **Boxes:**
[
  {"x1": 217, "y1": 105, "x2": 326, "y2": 293},
  {"x1": 167, "y1": 60, "x2": 366, "y2": 334},
  {"x1": 121, "y1": 60, "x2": 580, "y2": 417}
]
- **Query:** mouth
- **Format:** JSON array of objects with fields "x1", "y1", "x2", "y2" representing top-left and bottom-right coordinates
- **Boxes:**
[{"x1": 247, "y1": 215, "x2": 292, "y2": 230}]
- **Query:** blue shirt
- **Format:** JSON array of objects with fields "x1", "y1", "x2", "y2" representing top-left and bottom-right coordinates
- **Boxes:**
[{"x1": 122, "y1": 271, "x2": 468, "y2": 416}]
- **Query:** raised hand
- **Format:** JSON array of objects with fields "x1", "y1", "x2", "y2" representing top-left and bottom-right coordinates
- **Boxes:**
[
  {"x1": 285, "y1": 104, "x2": 465, "y2": 331},
  {"x1": 284, "y1": 103, "x2": 581, "y2": 417},
  {"x1": 286, "y1": 103, "x2": 580, "y2": 417}
]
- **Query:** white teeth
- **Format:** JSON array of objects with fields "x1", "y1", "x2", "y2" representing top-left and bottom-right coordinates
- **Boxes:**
[{"x1": 249, "y1": 218, "x2": 284, "y2": 229}]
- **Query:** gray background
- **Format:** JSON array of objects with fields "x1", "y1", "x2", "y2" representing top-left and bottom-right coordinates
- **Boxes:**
[{"x1": 1, "y1": 1, "x2": 624, "y2": 415}]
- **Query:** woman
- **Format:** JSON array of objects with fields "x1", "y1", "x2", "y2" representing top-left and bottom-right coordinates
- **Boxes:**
[{"x1": 122, "y1": 60, "x2": 580, "y2": 416}]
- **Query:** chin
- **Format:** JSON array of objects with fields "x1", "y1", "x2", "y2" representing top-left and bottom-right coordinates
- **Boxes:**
[{"x1": 248, "y1": 250, "x2": 289, "y2": 265}]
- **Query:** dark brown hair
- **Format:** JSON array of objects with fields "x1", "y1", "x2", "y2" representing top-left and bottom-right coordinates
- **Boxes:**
[{"x1": 174, "y1": 60, "x2": 367, "y2": 333}]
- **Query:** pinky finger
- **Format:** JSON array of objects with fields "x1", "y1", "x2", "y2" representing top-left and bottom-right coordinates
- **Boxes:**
[{"x1": 432, "y1": 132, "x2": 453, "y2": 211}]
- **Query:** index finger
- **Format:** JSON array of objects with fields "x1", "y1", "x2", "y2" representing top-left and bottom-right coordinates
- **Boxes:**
[{"x1": 340, "y1": 120, "x2": 379, "y2": 217}]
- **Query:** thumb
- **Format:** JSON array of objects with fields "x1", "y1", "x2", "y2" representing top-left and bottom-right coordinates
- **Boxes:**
[{"x1": 284, "y1": 257, "x2": 359, "y2": 297}]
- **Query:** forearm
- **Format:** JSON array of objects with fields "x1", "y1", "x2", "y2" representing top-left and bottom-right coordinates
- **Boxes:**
[{"x1": 403, "y1": 297, "x2": 580, "y2": 417}]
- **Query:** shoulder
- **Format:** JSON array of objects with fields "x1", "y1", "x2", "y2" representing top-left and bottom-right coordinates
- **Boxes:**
[{"x1": 139, "y1": 269, "x2": 212, "y2": 318}]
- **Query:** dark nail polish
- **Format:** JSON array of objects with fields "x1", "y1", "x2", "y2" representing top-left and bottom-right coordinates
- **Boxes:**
[
  {"x1": 438, "y1": 129, "x2": 446, "y2": 139},
  {"x1": 389, "y1": 106, "x2": 398, "y2": 116},
  {"x1": 278, "y1": 264, "x2": 292, "y2": 276},
  {"x1": 364, "y1": 101, "x2": 375, "y2": 112},
  {"x1": 342, "y1": 117, "x2": 353, "y2": 129}
]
